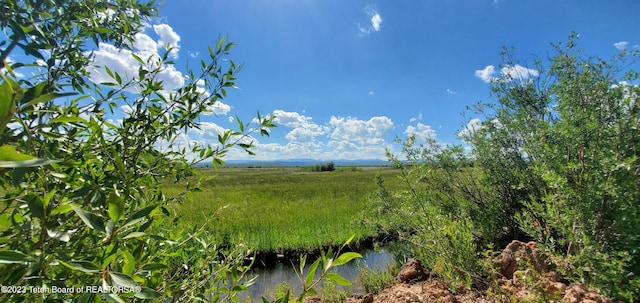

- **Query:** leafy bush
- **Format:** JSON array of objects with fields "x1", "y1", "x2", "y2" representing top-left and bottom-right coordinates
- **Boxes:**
[
  {"x1": 372, "y1": 137, "x2": 490, "y2": 285},
  {"x1": 310, "y1": 161, "x2": 336, "y2": 172},
  {"x1": 375, "y1": 33, "x2": 640, "y2": 300},
  {"x1": 320, "y1": 280, "x2": 349, "y2": 303},
  {"x1": 470, "y1": 33, "x2": 640, "y2": 299},
  {"x1": 0, "y1": 1, "x2": 275, "y2": 302}
]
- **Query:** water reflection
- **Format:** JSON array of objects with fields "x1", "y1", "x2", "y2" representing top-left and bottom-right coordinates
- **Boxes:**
[{"x1": 242, "y1": 248, "x2": 395, "y2": 301}]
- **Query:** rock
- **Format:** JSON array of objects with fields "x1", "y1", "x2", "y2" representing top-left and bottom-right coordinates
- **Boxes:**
[
  {"x1": 562, "y1": 283, "x2": 612, "y2": 303},
  {"x1": 396, "y1": 258, "x2": 429, "y2": 283},
  {"x1": 494, "y1": 240, "x2": 549, "y2": 279}
]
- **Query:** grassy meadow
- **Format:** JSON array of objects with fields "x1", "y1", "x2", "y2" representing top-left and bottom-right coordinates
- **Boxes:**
[{"x1": 162, "y1": 166, "x2": 403, "y2": 252}]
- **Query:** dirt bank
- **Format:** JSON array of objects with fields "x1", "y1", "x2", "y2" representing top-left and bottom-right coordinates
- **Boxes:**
[{"x1": 308, "y1": 240, "x2": 613, "y2": 303}]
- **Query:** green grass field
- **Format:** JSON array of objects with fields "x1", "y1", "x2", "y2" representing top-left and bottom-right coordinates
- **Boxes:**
[{"x1": 163, "y1": 166, "x2": 402, "y2": 252}]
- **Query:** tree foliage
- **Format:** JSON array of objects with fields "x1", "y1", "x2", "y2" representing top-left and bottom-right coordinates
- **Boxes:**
[
  {"x1": 0, "y1": 0, "x2": 277, "y2": 301},
  {"x1": 375, "y1": 33, "x2": 640, "y2": 299}
]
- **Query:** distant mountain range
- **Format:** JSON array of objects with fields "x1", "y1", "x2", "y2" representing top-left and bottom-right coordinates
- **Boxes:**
[{"x1": 210, "y1": 158, "x2": 392, "y2": 167}]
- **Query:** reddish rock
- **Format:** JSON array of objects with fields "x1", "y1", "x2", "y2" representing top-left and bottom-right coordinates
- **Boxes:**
[
  {"x1": 494, "y1": 240, "x2": 549, "y2": 279},
  {"x1": 562, "y1": 283, "x2": 612, "y2": 303},
  {"x1": 396, "y1": 258, "x2": 429, "y2": 283}
]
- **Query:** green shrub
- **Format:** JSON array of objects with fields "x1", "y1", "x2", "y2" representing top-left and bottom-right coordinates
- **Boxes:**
[
  {"x1": 0, "y1": 1, "x2": 275, "y2": 302},
  {"x1": 320, "y1": 280, "x2": 349, "y2": 303},
  {"x1": 375, "y1": 33, "x2": 640, "y2": 300},
  {"x1": 372, "y1": 137, "x2": 489, "y2": 285},
  {"x1": 357, "y1": 261, "x2": 398, "y2": 294},
  {"x1": 470, "y1": 33, "x2": 640, "y2": 299}
]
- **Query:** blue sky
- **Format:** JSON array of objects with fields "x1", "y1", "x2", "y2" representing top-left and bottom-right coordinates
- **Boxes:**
[{"x1": 42, "y1": 1, "x2": 640, "y2": 160}]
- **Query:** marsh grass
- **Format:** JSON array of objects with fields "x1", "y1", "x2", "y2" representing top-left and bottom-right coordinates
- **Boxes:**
[{"x1": 163, "y1": 167, "x2": 402, "y2": 252}]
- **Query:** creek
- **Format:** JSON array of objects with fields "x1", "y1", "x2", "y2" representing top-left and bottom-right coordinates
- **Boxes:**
[{"x1": 241, "y1": 248, "x2": 396, "y2": 301}]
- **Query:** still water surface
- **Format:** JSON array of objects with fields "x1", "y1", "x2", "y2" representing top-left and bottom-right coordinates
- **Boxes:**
[{"x1": 241, "y1": 248, "x2": 395, "y2": 301}]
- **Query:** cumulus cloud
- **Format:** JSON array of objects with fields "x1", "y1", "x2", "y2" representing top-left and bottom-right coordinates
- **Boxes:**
[
  {"x1": 475, "y1": 64, "x2": 538, "y2": 83},
  {"x1": 446, "y1": 89, "x2": 458, "y2": 95},
  {"x1": 154, "y1": 24, "x2": 180, "y2": 58},
  {"x1": 273, "y1": 110, "x2": 329, "y2": 142},
  {"x1": 501, "y1": 64, "x2": 539, "y2": 81},
  {"x1": 358, "y1": 6, "x2": 382, "y2": 35},
  {"x1": 475, "y1": 65, "x2": 496, "y2": 83},
  {"x1": 457, "y1": 118, "x2": 482, "y2": 139},
  {"x1": 203, "y1": 101, "x2": 232, "y2": 116},
  {"x1": 404, "y1": 122, "x2": 436, "y2": 141},
  {"x1": 249, "y1": 111, "x2": 397, "y2": 160},
  {"x1": 329, "y1": 115, "x2": 393, "y2": 145},
  {"x1": 86, "y1": 24, "x2": 185, "y2": 94}
]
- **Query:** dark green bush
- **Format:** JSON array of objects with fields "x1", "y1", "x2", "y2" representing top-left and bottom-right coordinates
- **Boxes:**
[{"x1": 374, "y1": 33, "x2": 640, "y2": 300}]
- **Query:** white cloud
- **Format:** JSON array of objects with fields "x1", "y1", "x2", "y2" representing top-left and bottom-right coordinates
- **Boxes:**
[
  {"x1": 329, "y1": 115, "x2": 393, "y2": 145},
  {"x1": 132, "y1": 32, "x2": 158, "y2": 58},
  {"x1": 475, "y1": 64, "x2": 538, "y2": 83},
  {"x1": 370, "y1": 13, "x2": 382, "y2": 31},
  {"x1": 404, "y1": 122, "x2": 436, "y2": 141},
  {"x1": 446, "y1": 89, "x2": 457, "y2": 95},
  {"x1": 273, "y1": 110, "x2": 329, "y2": 142},
  {"x1": 86, "y1": 22, "x2": 189, "y2": 96},
  {"x1": 358, "y1": 6, "x2": 382, "y2": 35},
  {"x1": 614, "y1": 41, "x2": 629, "y2": 50},
  {"x1": 273, "y1": 110, "x2": 314, "y2": 128},
  {"x1": 154, "y1": 24, "x2": 181, "y2": 59},
  {"x1": 501, "y1": 64, "x2": 539, "y2": 81},
  {"x1": 203, "y1": 101, "x2": 232, "y2": 116},
  {"x1": 236, "y1": 112, "x2": 397, "y2": 160},
  {"x1": 120, "y1": 104, "x2": 134, "y2": 116},
  {"x1": 457, "y1": 118, "x2": 482, "y2": 139},
  {"x1": 475, "y1": 65, "x2": 496, "y2": 83},
  {"x1": 0, "y1": 57, "x2": 25, "y2": 78},
  {"x1": 193, "y1": 122, "x2": 227, "y2": 139}
]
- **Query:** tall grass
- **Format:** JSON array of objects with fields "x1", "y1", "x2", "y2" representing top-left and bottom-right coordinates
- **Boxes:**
[{"x1": 163, "y1": 167, "x2": 401, "y2": 252}]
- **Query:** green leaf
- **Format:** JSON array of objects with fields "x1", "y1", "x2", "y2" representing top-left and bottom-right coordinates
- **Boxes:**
[
  {"x1": 122, "y1": 232, "x2": 145, "y2": 239},
  {"x1": 107, "y1": 192, "x2": 125, "y2": 222},
  {"x1": 0, "y1": 145, "x2": 34, "y2": 161},
  {"x1": 305, "y1": 258, "x2": 321, "y2": 288},
  {"x1": 109, "y1": 271, "x2": 138, "y2": 289},
  {"x1": 43, "y1": 189, "x2": 56, "y2": 210},
  {"x1": 49, "y1": 116, "x2": 87, "y2": 124},
  {"x1": 134, "y1": 287, "x2": 161, "y2": 299},
  {"x1": 332, "y1": 252, "x2": 362, "y2": 267},
  {"x1": 0, "y1": 250, "x2": 35, "y2": 264},
  {"x1": 47, "y1": 229, "x2": 70, "y2": 242},
  {"x1": 324, "y1": 273, "x2": 352, "y2": 286},
  {"x1": 216, "y1": 37, "x2": 224, "y2": 53},
  {"x1": 130, "y1": 204, "x2": 158, "y2": 220},
  {"x1": 140, "y1": 263, "x2": 167, "y2": 271},
  {"x1": 58, "y1": 260, "x2": 101, "y2": 273},
  {"x1": 72, "y1": 205, "x2": 106, "y2": 233},
  {"x1": 0, "y1": 145, "x2": 58, "y2": 167},
  {"x1": 0, "y1": 75, "x2": 18, "y2": 132},
  {"x1": 50, "y1": 204, "x2": 73, "y2": 216},
  {"x1": 27, "y1": 196, "x2": 45, "y2": 219},
  {"x1": 103, "y1": 292, "x2": 126, "y2": 303},
  {"x1": 342, "y1": 234, "x2": 356, "y2": 247},
  {"x1": 121, "y1": 250, "x2": 135, "y2": 275}
]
